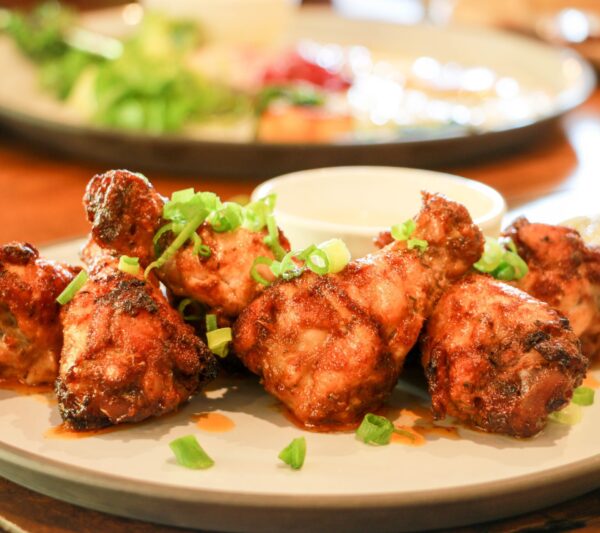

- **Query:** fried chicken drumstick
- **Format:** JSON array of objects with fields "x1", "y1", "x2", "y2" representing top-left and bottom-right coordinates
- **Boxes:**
[
  {"x1": 57, "y1": 255, "x2": 216, "y2": 429},
  {"x1": 506, "y1": 218, "x2": 600, "y2": 361},
  {"x1": 233, "y1": 193, "x2": 484, "y2": 430},
  {"x1": 421, "y1": 274, "x2": 588, "y2": 438},
  {"x1": 84, "y1": 169, "x2": 289, "y2": 322},
  {"x1": 0, "y1": 242, "x2": 78, "y2": 385}
]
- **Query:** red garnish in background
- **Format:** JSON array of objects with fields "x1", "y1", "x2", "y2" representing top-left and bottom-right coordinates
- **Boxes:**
[{"x1": 262, "y1": 50, "x2": 351, "y2": 91}]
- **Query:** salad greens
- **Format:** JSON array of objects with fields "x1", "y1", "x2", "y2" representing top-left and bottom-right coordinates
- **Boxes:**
[{"x1": 2, "y1": 3, "x2": 250, "y2": 133}]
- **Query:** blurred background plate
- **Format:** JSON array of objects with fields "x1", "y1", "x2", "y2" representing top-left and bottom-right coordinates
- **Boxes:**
[{"x1": 0, "y1": 6, "x2": 594, "y2": 177}]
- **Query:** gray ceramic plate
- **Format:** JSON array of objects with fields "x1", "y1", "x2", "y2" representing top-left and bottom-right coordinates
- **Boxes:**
[
  {"x1": 0, "y1": 235, "x2": 598, "y2": 533},
  {"x1": 0, "y1": 8, "x2": 595, "y2": 177}
]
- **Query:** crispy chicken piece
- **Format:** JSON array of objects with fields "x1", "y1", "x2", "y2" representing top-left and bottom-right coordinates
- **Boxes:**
[
  {"x1": 506, "y1": 218, "x2": 600, "y2": 361},
  {"x1": 0, "y1": 242, "x2": 77, "y2": 385},
  {"x1": 56, "y1": 256, "x2": 217, "y2": 429},
  {"x1": 233, "y1": 193, "x2": 484, "y2": 429},
  {"x1": 421, "y1": 274, "x2": 587, "y2": 438},
  {"x1": 84, "y1": 169, "x2": 289, "y2": 322}
]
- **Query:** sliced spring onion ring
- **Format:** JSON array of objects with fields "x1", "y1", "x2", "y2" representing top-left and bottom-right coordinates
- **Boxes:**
[
  {"x1": 474, "y1": 237, "x2": 529, "y2": 281},
  {"x1": 205, "y1": 313, "x2": 218, "y2": 332},
  {"x1": 207, "y1": 327, "x2": 232, "y2": 358},
  {"x1": 356, "y1": 413, "x2": 395, "y2": 445},
  {"x1": 56, "y1": 270, "x2": 88, "y2": 305},
  {"x1": 118, "y1": 255, "x2": 140, "y2": 275},
  {"x1": 145, "y1": 211, "x2": 206, "y2": 278},
  {"x1": 207, "y1": 202, "x2": 244, "y2": 233},
  {"x1": 263, "y1": 214, "x2": 286, "y2": 260},
  {"x1": 391, "y1": 219, "x2": 416, "y2": 241},
  {"x1": 318, "y1": 238, "x2": 351, "y2": 274},
  {"x1": 572, "y1": 386, "x2": 595, "y2": 406},
  {"x1": 177, "y1": 298, "x2": 202, "y2": 322},
  {"x1": 251, "y1": 256, "x2": 275, "y2": 286},
  {"x1": 169, "y1": 435, "x2": 214, "y2": 469},
  {"x1": 304, "y1": 247, "x2": 329, "y2": 275},
  {"x1": 407, "y1": 238, "x2": 429, "y2": 252},
  {"x1": 549, "y1": 402, "x2": 582, "y2": 425},
  {"x1": 278, "y1": 437, "x2": 306, "y2": 470}
]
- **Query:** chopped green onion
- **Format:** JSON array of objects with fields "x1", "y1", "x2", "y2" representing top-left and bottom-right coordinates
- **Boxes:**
[
  {"x1": 177, "y1": 298, "x2": 202, "y2": 322},
  {"x1": 391, "y1": 219, "x2": 416, "y2": 241},
  {"x1": 263, "y1": 214, "x2": 286, "y2": 260},
  {"x1": 207, "y1": 327, "x2": 232, "y2": 358},
  {"x1": 205, "y1": 313, "x2": 218, "y2": 332},
  {"x1": 243, "y1": 194, "x2": 276, "y2": 232},
  {"x1": 474, "y1": 237, "x2": 529, "y2": 281},
  {"x1": 208, "y1": 202, "x2": 244, "y2": 233},
  {"x1": 304, "y1": 248, "x2": 329, "y2": 275},
  {"x1": 56, "y1": 269, "x2": 88, "y2": 305},
  {"x1": 549, "y1": 403, "x2": 582, "y2": 425},
  {"x1": 145, "y1": 211, "x2": 205, "y2": 277},
  {"x1": 251, "y1": 256, "x2": 275, "y2": 286},
  {"x1": 171, "y1": 188, "x2": 195, "y2": 204},
  {"x1": 278, "y1": 437, "x2": 306, "y2": 470},
  {"x1": 153, "y1": 222, "x2": 178, "y2": 257},
  {"x1": 356, "y1": 413, "x2": 395, "y2": 445},
  {"x1": 391, "y1": 219, "x2": 428, "y2": 251},
  {"x1": 318, "y1": 238, "x2": 351, "y2": 274},
  {"x1": 169, "y1": 435, "x2": 214, "y2": 469},
  {"x1": 407, "y1": 238, "x2": 429, "y2": 252},
  {"x1": 118, "y1": 255, "x2": 140, "y2": 275},
  {"x1": 572, "y1": 386, "x2": 595, "y2": 406}
]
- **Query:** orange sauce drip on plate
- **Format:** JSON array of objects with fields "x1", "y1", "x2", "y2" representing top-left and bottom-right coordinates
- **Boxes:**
[
  {"x1": 583, "y1": 374, "x2": 600, "y2": 389},
  {"x1": 192, "y1": 412, "x2": 235, "y2": 433},
  {"x1": 0, "y1": 379, "x2": 53, "y2": 395},
  {"x1": 45, "y1": 423, "x2": 123, "y2": 439}
]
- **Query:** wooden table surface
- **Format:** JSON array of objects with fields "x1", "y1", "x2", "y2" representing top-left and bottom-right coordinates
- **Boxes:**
[{"x1": 1, "y1": 53, "x2": 600, "y2": 533}]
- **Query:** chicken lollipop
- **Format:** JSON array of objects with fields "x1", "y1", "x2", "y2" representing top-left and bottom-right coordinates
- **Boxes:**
[
  {"x1": 84, "y1": 169, "x2": 290, "y2": 323},
  {"x1": 56, "y1": 254, "x2": 217, "y2": 429},
  {"x1": 234, "y1": 193, "x2": 484, "y2": 430},
  {"x1": 0, "y1": 242, "x2": 78, "y2": 385},
  {"x1": 506, "y1": 218, "x2": 600, "y2": 361},
  {"x1": 421, "y1": 274, "x2": 587, "y2": 438}
]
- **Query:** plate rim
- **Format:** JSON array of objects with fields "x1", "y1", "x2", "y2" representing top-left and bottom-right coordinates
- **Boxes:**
[{"x1": 0, "y1": 8, "x2": 594, "y2": 150}]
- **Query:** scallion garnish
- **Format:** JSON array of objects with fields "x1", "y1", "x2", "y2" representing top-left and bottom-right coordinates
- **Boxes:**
[
  {"x1": 391, "y1": 219, "x2": 416, "y2": 241},
  {"x1": 263, "y1": 214, "x2": 286, "y2": 260},
  {"x1": 56, "y1": 269, "x2": 88, "y2": 305},
  {"x1": 169, "y1": 435, "x2": 214, "y2": 469},
  {"x1": 251, "y1": 256, "x2": 275, "y2": 286},
  {"x1": 355, "y1": 413, "x2": 395, "y2": 445},
  {"x1": 474, "y1": 237, "x2": 528, "y2": 281},
  {"x1": 572, "y1": 386, "x2": 595, "y2": 406},
  {"x1": 207, "y1": 202, "x2": 244, "y2": 233},
  {"x1": 205, "y1": 313, "x2": 218, "y2": 332},
  {"x1": 251, "y1": 238, "x2": 351, "y2": 287},
  {"x1": 318, "y1": 238, "x2": 351, "y2": 274},
  {"x1": 407, "y1": 238, "x2": 429, "y2": 252},
  {"x1": 150, "y1": 188, "x2": 279, "y2": 274},
  {"x1": 391, "y1": 219, "x2": 429, "y2": 252},
  {"x1": 278, "y1": 437, "x2": 306, "y2": 470},
  {"x1": 145, "y1": 211, "x2": 206, "y2": 277},
  {"x1": 177, "y1": 298, "x2": 202, "y2": 322},
  {"x1": 548, "y1": 403, "x2": 582, "y2": 426},
  {"x1": 206, "y1": 327, "x2": 232, "y2": 358},
  {"x1": 118, "y1": 255, "x2": 140, "y2": 276}
]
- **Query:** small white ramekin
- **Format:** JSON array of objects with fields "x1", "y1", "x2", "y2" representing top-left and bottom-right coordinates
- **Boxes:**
[{"x1": 252, "y1": 166, "x2": 506, "y2": 258}]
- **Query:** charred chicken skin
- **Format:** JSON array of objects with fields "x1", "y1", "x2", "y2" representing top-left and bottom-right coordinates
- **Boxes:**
[
  {"x1": 84, "y1": 169, "x2": 289, "y2": 322},
  {"x1": 506, "y1": 217, "x2": 600, "y2": 361},
  {"x1": 57, "y1": 256, "x2": 217, "y2": 429},
  {"x1": 0, "y1": 242, "x2": 78, "y2": 385},
  {"x1": 233, "y1": 193, "x2": 484, "y2": 429},
  {"x1": 421, "y1": 274, "x2": 587, "y2": 438}
]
